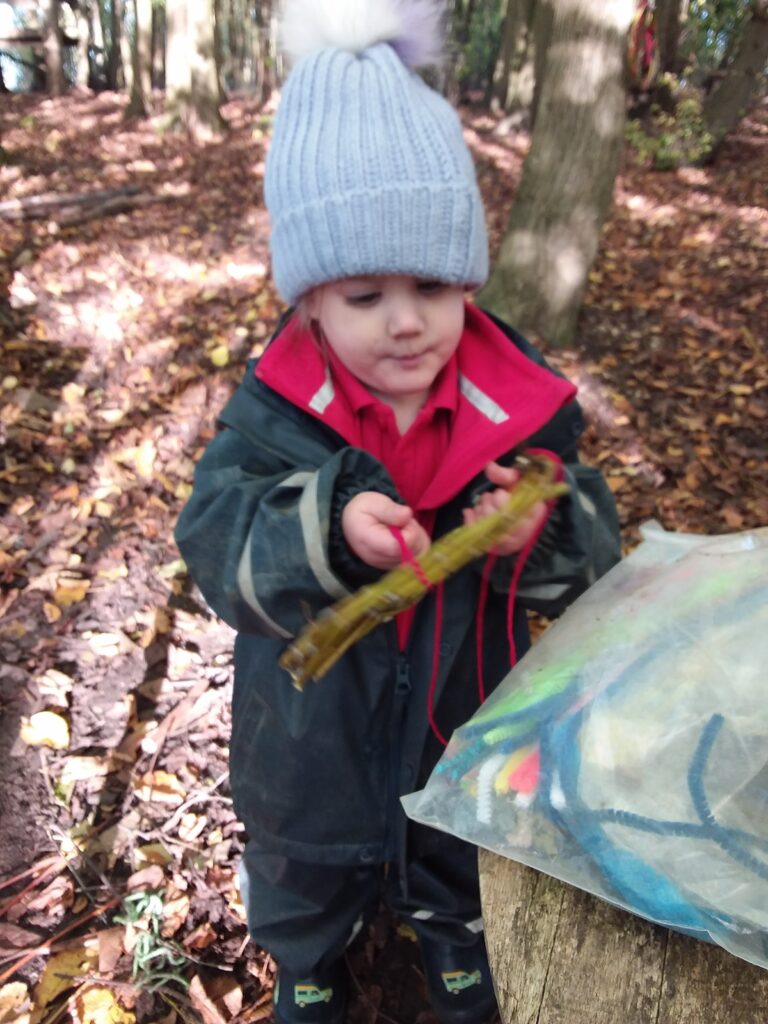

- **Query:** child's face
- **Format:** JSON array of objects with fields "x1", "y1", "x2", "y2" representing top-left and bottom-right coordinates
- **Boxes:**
[{"x1": 306, "y1": 275, "x2": 465, "y2": 406}]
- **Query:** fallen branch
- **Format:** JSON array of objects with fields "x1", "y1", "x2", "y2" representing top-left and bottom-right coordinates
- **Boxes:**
[
  {"x1": 0, "y1": 186, "x2": 141, "y2": 220},
  {"x1": 58, "y1": 193, "x2": 176, "y2": 228}
]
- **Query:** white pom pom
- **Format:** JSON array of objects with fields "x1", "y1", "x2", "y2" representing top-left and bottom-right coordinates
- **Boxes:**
[{"x1": 280, "y1": 0, "x2": 445, "y2": 68}]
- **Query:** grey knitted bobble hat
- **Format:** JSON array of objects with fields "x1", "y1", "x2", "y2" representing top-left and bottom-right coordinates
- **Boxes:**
[{"x1": 265, "y1": 0, "x2": 489, "y2": 305}]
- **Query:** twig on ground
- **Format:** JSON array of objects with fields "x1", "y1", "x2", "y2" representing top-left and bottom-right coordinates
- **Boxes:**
[
  {"x1": 0, "y1": 896, "x2": 121, "y2": 985},
  {"x1": 159, "y1": 771, "x2": 230, "y2": 835}
]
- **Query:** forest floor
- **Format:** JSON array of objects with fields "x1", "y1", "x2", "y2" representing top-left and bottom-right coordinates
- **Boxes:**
[{"x1": 0, "y1": 89, "x2": 766, "y2": 1024}]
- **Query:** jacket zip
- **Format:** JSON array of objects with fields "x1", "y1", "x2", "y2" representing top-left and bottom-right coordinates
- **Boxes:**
[{"x1": 385, "y1": 650, "x2": 412, "y2": 861}]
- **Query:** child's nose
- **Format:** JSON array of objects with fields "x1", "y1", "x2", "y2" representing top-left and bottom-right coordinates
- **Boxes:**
[{"x1": 388, "y1": 300, "x2": 424, "y2": 337}]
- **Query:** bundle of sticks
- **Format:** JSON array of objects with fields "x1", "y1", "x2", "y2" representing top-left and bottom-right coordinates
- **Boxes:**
[{"x1": 280, "y1": 455, "x2": 568, "y2": 690}]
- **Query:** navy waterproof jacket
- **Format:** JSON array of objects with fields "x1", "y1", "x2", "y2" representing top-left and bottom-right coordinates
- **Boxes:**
[{"x1": 175, "y1": 306, "x2": 621, "y2": 866}]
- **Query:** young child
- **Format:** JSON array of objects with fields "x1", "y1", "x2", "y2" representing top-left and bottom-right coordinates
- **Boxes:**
[{"x1": 176, "y1": 2, "x2": 621, "y2": 1022}]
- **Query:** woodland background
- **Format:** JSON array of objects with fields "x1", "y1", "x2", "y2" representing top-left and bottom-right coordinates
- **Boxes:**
[{"x1": 0, "y1": 1, "x2": 766, "y2": 1022}]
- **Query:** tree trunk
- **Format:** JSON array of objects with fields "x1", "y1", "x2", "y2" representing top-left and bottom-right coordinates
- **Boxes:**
[
  {"x1": 127, "y1": 0, "x2": 152, "y2": 115},
  {"x1": 43, "y1": 0, "x2": 66, "y2": 94},
  {"x1": 165, "y1": 0, "x2": 226, "y2": 137},
  {"x1": 530, "y1": 0, "x2": 556, "y2": 127},
  {"x1": 212, "y1": 0, "x2": 228, "y2": 98},
  {"x1": 151, "y1": 2, "x2": 166, "y2": 88},
  {"x1": 655, "y1": 0, "x2": 683, "y2": 73},
  {"x1": 106, "y1": 0, "x2": 124, "y2": 88},
  {"x1": 702, "y1": 1, "x2": 768, "y2": 154},
  {"x1": 478, "y1": 0, "x2": 634, "y2": 347},
  {"x1": 491, "y1": 0, "x2": 537, "y2": 112},
  {"x1": 88, "y1": 0, "x2": 105, "y2": 87},
  {"x1": 120, "y1": 0, "x2": 133, "y2": 92},
  {"x1": 73, "y1": 0, "x2": 90, "y2": 88}
]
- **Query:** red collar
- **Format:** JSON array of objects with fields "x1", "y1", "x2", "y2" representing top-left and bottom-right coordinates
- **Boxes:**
[
  {"x1": 255, "y1": 304, "x2": 576, "y2": 508},
  {"x1": 327, "y1": 344, "x2": 458, "y2": 420}
]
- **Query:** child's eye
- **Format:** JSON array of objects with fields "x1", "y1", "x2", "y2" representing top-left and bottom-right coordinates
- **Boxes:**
[
  {"x1": 345, "y1": 292, "x2": 381, "y2": 307},
  {"x1": 417, "y1": 281, "x2": 447, "y2": 295}
]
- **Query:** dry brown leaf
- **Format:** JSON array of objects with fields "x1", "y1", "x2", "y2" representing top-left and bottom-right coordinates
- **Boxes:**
[
  {"x1": 134, "y1": 770, "x2": 187, "y2": 805},
  {"x1": 160, "y1": 893, "x2": 191, "y2": 937},
  {"x1": 188, "y1": 976, "x2": 229, "y2": 1024},
  {"x1": 96, "y1": 927, "x2": 126, "y2": 974},
  {"x1": 133, "y1": 843, "x2": 174, "y2": 869},
  {"x1": 183, "y1": 922, "x2": 218, "y2": 952},
  {"x1": 58, "y1": 755, "x2": 117, "y2": 787},
  {"x1": 53, "y1": 580, "x2": 91, "y2": 607},
  {"x1": 126, "y1": 864, "x2": 165, "y2": 893},
  {"x1": 0, "y1": 923, "x2": 41, "y2": 953}
]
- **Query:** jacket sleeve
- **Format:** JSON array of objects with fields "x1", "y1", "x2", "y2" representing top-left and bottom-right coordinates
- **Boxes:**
[
  {"x1": 514, "y1": 453, "x2": 622, "y2": 616},
  {"x1": 174, "y1": 427, "x2": 397, "y2": 638},
  {"x1": 476, "y1": 312, "x2": 622, "y2": 616}
]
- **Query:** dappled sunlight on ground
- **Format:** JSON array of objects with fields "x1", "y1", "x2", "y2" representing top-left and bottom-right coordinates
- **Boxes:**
[{"x1": 0, "y1": 90, "x2": 765, "y2": 1022}]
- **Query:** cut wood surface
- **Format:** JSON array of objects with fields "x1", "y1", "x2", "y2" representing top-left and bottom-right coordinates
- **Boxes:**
[{"x1": 478, "y1": 848, "x2": 768, "y2": 1024}]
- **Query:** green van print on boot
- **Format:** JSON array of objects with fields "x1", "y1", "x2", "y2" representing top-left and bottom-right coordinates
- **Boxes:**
[
  {"x1": 442, "y1": 969, "x2": 482, "y2": 994},
  {"x1": 294, "y1": 983, "x2": 334, "y2": 1007}
]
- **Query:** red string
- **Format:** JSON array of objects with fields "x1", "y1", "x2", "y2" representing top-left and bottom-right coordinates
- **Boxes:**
[
  {"x1": 475, "y1": 553, "x2": 497, "y2": 704},
  {"x1": 426, "y1": 581, "x2": 448, "y2": 747},
  {"x1": 389, "y1": 527, "x2": 432, "y2": 590},
  {"x1": 389, "y1": 527, "x2": 447, "y2": 746}
]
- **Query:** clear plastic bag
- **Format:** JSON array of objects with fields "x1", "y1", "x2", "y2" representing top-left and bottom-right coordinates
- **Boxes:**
[{"x1": 403, "y1": 523, "x2": 768, "y2": 969}]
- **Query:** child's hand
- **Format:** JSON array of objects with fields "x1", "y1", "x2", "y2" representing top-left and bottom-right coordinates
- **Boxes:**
[
  {"x1": 462, "y1": 461, "x2": 548, "y2": 557},
  {"x1": 342, "y1": 492, "x2": 430, "y2": 570}
]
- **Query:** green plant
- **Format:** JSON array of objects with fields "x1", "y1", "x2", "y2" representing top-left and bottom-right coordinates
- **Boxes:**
[
  {"x1": 114, "y1": 890, "x2": 190, "y2": 993},
  {"x1": 624, "y1": 84, "x2": 714, "y2": 170}
]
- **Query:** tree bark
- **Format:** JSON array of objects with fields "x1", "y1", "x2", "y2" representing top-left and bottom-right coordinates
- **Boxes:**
[
  {"x1": 702, "y1": 1, "x2": 768, "y2": 154},
  {"x1": 530, "y1": 0, "x2": 556, "y2": 128},
  {"x1": 88, "y1": 0, "x2": 105, "y2": 86},
  {"x1": 150, "y1": 1, "x2": 165, "y2": 88},
  {"x1": 43, "y1": 0, "x2": 66, "y2": 94},
  {"x1": 478, "y1": 0, "x2": 635, "y2": 347},
  {"x1": 73, "y1": 0, "x2": 90, "y2": 88},
  {"x1": 655, "y1": 0, "x2": 683, "y2": 74},
  {"x1": 106, "y1": 0, "x2": 124, "y2": 89},
  {"x1": 127, "y1": 0, "x2": 152, "y2": 115},
  {"x1": 165, "y1": 0, "x2": 226, "y2": 137},
  {"x1": 491, "y1": 0, "x2": 536, "y2": 112}
]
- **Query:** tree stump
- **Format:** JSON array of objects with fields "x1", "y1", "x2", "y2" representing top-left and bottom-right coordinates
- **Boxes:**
[{"x1": 478, "y1": 848, "x2": 768, "y2": 1024}]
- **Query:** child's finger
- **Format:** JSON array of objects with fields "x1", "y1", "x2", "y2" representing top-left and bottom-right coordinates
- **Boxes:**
[{"x1": 485, "y1": 461, "x2": 520, "y2": 490}]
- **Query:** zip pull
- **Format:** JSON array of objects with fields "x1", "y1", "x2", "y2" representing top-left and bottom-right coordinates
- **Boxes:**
[{"x1": 395, "y1": 655, "x2": 412, "y2": 696}]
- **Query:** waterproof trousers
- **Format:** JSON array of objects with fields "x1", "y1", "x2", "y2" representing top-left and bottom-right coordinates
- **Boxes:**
[{"x1": 239, "y1": 831, "x2": 484, "y2": 975}]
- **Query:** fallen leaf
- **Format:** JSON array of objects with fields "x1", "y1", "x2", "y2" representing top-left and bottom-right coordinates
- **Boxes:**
[
  {"x1": 183, "y1": 922, "x2": 218, "y2": 952},
  {"x1": 58, "y1": 755, "x2": 117, "y2": 787},
  {"x1": 0, "y1": 923, "x2": 41, "y2": 953},
  {"x1": 160, "y1": 893, "x2": 191, "y2": 937},
  {"x1": 96, "y1": 927, "x2": 126, "y2": 975},
  {"x1": 133, "y1": 843, "x2": 174, "y2": 869},
  {"x1": 19, "y1": 711, "x2": 70, "y2": 750},
  {"x1": 209, "y1": 345, "x2": 230, "y2": 368},
  {"x1": 53, "y1": 580, "x2": 90, "y2": 607},
  {"x1": 0, "y1": 982, "x2": 30, "y2": 1024},
  {"x1": 71, "y1": 984, "x2": 136, "y2": 1024},
  {"x1": 126, "y1": 864, "x2": 166, "y2": 892},
  {"x1": 35, "y1": 669, "x2": 73, "y2": 708},
  {"x1": 189, "y1": 976, "x2": 229, "y2": 1024},
  {"x1": 33, "y1": 946, "x2": 98, "y2": 1011},
  {"x1": 134, "y1": 771, "x2": 187, "y2": 806},
  {"x1": 43, "y1": 602, "x2": 62, "y2": 623}
]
